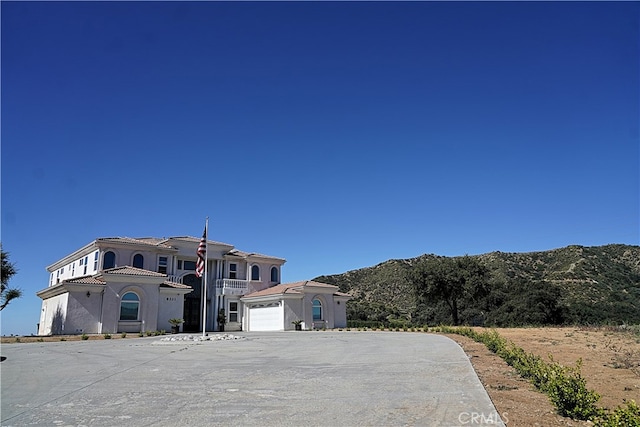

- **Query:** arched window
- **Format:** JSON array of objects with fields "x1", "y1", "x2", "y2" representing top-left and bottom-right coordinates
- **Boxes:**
[
  {"x1": 312, "y1": 299, "x2": 323, "y2": 321},
  {"x1": 103, "y1": 251, "x2": 116, "y2": 269},
  {"x1": 251, "y1": 265, "x2": 260, "y2": 281},
  {"x1": 133, "y1": 254, "x2": 144, "y2": 269},
  {"x1": 120, "y1": 292, "x2": 139, "y2": 321},
  {"x1": 270, "y1": 266, "x2": 279, "y2": 283}
]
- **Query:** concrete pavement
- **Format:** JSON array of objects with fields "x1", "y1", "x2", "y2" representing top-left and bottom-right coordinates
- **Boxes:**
[{"x1": 1, "y1": 331, "x2": 505, "y2": 426}]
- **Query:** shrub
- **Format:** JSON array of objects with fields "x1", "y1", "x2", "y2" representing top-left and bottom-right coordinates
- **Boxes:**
[
  {"x1": 594, "y1": 400, "x2": 640, "y2": 426},
  {"x1": 121, "y1": 332, "x2": 127, "y2": 339},
  {"x1": 103, "y1": 333, "x2": 112, "y2": 339},
  {"x1": 81, "y1": 333, "x2": 89, "y2": 340}
]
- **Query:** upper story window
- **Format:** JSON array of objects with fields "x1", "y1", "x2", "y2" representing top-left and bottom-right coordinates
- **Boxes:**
[
  {"x1": 270, "y1": 266, "x2": 279, "y2": 283},
  {"x1": 94, "y1": 252, "x2": 99, "y2": 271},
  {"x1": 312, "y1": 298, "x2": 323, "y2": 321},
  {"x1": 120, "y1": 292, "x2": 140, "y2": 321},
  {"x1": 158, "y1": 256, "x2": 168, "y2": 274},
  {"x1": 103, "y1": 251, "x2": 116, "y2": 269},
  {"x1": 229, "y1": 263, "x2": 237, "y2": 279},
  {"x1": 84, "y1": 256, "x2": 88, "y2": 275},
  {"x1": 133, "y1": 254, "x2": 144, "y2": 269},
  {"x1": 251, "y1": 265, "x2": 260, "y2": 281},
  {"x1": 178, "y1": 260, "x2": 196, "y2": 271}
]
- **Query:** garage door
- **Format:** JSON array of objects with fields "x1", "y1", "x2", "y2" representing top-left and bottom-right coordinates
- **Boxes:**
[{"x1": 248, "y1": 303, "x2": 283, "y2": 331}]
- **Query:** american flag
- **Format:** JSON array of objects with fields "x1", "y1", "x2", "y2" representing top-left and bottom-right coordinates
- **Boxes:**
[{"x1": 196, "y1": 226, "x2": 207, "y2": 278}]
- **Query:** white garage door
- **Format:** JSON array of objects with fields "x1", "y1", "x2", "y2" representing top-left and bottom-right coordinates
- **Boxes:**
[{"x1": 248, "y1": 303, "x2": 283, "y2": 331}]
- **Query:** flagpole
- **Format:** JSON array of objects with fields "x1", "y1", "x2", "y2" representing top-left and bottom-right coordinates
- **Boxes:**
[{"x1": 202, "y1": 217, "x2": 209, "y2": 338}]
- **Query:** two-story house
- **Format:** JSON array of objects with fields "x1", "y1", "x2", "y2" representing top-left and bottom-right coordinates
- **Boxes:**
[{"x1": 37, "y1": 236, "x2": 350, "y2": 335}]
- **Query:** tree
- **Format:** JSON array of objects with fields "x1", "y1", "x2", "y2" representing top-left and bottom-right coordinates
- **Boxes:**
[
  {"x1": 1, "y1": 246, "x2": 22, "y2": 311},
  {"x1": 411, "y1": 255, "x2": 490, "y2": 325}
]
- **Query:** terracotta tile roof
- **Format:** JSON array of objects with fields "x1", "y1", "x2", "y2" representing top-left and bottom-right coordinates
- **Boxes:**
[
  {"x1": 164, "y1": 236, "x2": 234, "y2": 247},
  {"x1": 243, "y1": 280, "x2": 348, "y2": 298},
  {"x1": 97, "y1": 237, "x2": 174, "y2": 249},
  {"x1": 244, "y1": 283, "x2": 304, "y2": 297},
  {"x1": 102, "y1": 266, "x2": 166, "y2": 277},
  {"x1": 65, "y1": 276, "x2": 106, "y2": 285},
  {"x1": 161, "y1": 281, "x2": 192, "y2": 290},
  {"x1": 227, "y1": 249, "x2": 286, "y2": 262}
]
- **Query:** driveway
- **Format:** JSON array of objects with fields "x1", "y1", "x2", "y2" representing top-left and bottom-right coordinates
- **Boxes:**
[{"x1": 1, "y1": 331, "x2": 505, "y2": 426}]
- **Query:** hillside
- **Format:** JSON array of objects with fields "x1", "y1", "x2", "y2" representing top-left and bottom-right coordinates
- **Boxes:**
[{"x1": 314, "y1": 244, "x2": 640, "y2": 326}]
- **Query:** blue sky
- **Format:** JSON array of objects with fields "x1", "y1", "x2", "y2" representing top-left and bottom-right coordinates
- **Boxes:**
[{"x1": 2, "y1": 2, "x2": 638, "y2": 336}]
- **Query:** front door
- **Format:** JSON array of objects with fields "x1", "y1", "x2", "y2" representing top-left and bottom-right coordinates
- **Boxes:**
[{"x1": 183, "y1": 274, "x2": 201, "y2": 332}]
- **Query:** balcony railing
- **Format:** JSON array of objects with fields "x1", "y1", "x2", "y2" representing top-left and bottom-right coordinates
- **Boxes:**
[
  {"x1": 167, "y1": 276, "x2": 252, "y2": 296},
  {"x1": 216, "y1": 279, "x2": 250, "y2": 296}
]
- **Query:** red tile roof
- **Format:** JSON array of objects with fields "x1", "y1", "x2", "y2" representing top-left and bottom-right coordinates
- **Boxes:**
[
  {"x1": 243, "y1": 280, "x2": 348, "y2": 298},
  {"x1": 102, "y1": 266, "x2": 166, "y2": 277}
]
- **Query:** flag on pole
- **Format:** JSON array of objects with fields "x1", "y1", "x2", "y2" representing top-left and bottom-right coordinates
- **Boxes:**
[{"x1": 196, "y1": 226, "x2": 207, "y2": 278}]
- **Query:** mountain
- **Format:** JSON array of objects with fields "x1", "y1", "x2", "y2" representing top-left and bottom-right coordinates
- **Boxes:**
[{"x1": 313, "y1": 244, "x2": 640, "y2": 326}]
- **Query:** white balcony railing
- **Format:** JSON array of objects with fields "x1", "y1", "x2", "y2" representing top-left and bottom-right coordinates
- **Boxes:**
[
  {"x1": 167, "y1": 276, "x2": 251, "y2": 296},
  {"x1": 215, "y1": 279, "x2": 250, "y2": 296}
]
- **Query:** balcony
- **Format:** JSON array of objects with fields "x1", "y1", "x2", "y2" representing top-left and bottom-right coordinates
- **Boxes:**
[{"x1": 216, "y1": 279, "x2": 250, "y2": 296}]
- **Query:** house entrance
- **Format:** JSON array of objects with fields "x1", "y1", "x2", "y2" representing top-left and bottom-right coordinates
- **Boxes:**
[{"x1": 182, "y1": 274, "x2": 201, "y2": 332}]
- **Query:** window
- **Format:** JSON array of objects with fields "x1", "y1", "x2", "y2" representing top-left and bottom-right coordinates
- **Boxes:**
[
  {"x1": 120, "y1": 292, "x2": 139, "y2": 321},
  {"x1": 72, "y1": 262, "x2": 75, "y2": 276},
  {"x1": 84, "y1": 256, "x2": 88, "y2": 274},
  {"x1": 229, "y1": 302, "x2": 238, "y2": 323},
  {"x1": 312, "y1": 299, "x2": 323, "y2": 321},
  {"x1": 80, "y1": 258, "x2": 84, "y2": 266},
  {"x1": 229, "y1": 263, "x2": 237, "y2": 279},
  {"x1": 182, "y1": 260, "x2": 196, "y2": 271},
  {"x1": 133, "y1": 254, "x2": 144, "y2": 269},
  {"x1": 251, "y1": 265, "x2": 260, "y2": 281},
  {"x1": 94, "y1": 252, "x2": 99, "y2": 270},
  {"x1": 158, "y1": 256, "x2": 168, "y2": 274},
  {"x1": 103, "y1": 251, "x2": 116, "y2": 269},
  {"x1": 270, "y1": 266, "x2": 279, "y2": 283}
]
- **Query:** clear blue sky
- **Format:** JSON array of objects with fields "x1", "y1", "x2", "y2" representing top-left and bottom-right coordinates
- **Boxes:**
[{"x1": 2, "y1": 2, "x2": 638, "y2": 336}]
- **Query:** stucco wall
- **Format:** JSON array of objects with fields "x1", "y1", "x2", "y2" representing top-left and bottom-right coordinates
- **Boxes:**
[
  {"x1": 38, "y1": 293, "x2": 68, "y2": 335},
  {"x1": 64, "y1": 291, "x2": 103, "y2": 334},
  {"x1": 158, "y1": 291, "x2": 185, "y2": 332},
  {"x1": 100, "y1": 282, "x2": 160, "y2": 333}
]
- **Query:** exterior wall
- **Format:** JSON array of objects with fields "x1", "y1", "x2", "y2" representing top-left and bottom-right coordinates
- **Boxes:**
[
  {"x1": 99, "y1": 247, "x2": 168, "y2": 274},
  {"x1": 333, "y1": 298, "x2": 349, "y2": 328},
  {"x1": 158, "y1": 291, "x2": 186, "y2": 332},
  {"x1": 283, "y1": 298, "x2": 304, "y2": 331},
  {"x1": 100, "y1": 282, "x2": 160, "y2": 334},
  {"x1": 38, "y1": 293, "x2": 69, "y2": 335},
  {"x1": 49, "y1": 250, "x2": 100, "y2": 286},
  {"x1": 63, "y1": 291, "x2": 103, "y2": 334}
]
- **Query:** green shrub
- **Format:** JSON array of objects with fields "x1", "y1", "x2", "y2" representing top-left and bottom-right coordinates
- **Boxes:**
[
  {"x1": 103, "y1": 333, "x2": 111, "y2": 339},
  {"x1": 594, "y1": 400, "x2": 640, "y2": 427},
  {"x1": 121, "y1": 332, "x2": 127, "y2": 338},
  {"x1": 81, "y1": 333, "x2": 89, "y2": 340}
]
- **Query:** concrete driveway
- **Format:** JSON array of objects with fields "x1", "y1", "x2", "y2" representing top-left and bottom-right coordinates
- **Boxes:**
[{"x1": 1, "y1": 331, "x2": 505, "y2": 426}]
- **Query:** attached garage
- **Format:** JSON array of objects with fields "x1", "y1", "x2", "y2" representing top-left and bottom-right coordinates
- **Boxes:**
[
  {"x1": 247, "y1": 302, "x2": 283, "y2": 331},
  {"x1": 241, "y1": 281, "x2": 351, "y2": 332}
]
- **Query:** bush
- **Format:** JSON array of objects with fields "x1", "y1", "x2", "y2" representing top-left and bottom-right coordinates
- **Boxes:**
[
  {"x1": 103, "y1": 333, "x2": 111, "y2": 339},
  {"x1": 81, "y1": 333, "x2": 89, "y2": 340},
  {"x1": 594, "y1": 400, "x2": 640, "y2": 427},
  {"x1": 441, "y1": 327, "x2": 603, "y2": 421}
]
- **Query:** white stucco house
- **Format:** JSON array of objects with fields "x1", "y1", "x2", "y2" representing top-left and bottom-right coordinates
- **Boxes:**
[{"x1": 37, "y1": 236, "x2": 350, "y2": 335}]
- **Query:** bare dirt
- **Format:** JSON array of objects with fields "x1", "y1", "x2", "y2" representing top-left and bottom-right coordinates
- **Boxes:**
[
  {"x1": 3, "y1": 327, "x2": 639, "y2": 426},
  {"x1": 445, "y1": 327, "x2": 640, "y2": 426}
]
